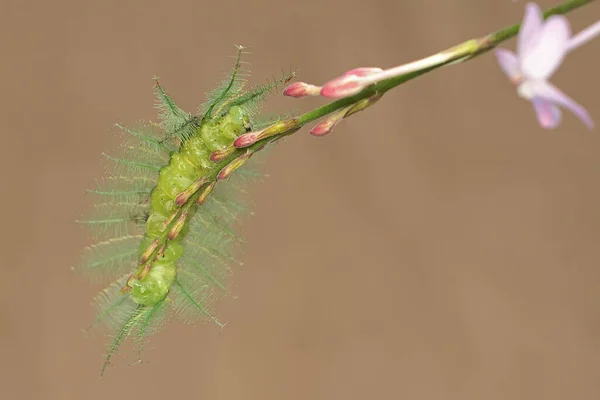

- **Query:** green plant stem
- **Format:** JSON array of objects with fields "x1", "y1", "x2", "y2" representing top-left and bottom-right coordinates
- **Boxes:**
[
  {"x1": 211, "y1": 0, "x2": 595, "y2": 175},
  {"x1": 293, "y1": 0, "x2": 595, "y2": 128}
]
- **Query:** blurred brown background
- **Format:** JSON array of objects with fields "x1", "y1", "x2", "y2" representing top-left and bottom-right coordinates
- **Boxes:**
[{"x1": 2, "y1": 0, "x2": 600, "y2": 398}]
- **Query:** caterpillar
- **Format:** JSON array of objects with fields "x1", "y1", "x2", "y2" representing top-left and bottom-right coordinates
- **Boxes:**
[{"x1": 77, "y1": 46, "x2": 294, "y2": 376}]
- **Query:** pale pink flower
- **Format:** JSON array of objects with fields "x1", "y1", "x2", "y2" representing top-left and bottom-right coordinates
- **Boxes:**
[{"x1": 495, "y1": 3, "x2": 599, "y2": 129}]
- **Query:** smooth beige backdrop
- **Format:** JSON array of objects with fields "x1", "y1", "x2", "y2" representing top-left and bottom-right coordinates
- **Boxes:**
[{"x1": 2, "y1": 0, "x2": 600, "y2": 399}]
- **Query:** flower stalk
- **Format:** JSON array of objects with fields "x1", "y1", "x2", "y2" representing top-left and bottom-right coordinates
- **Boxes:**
[{"x1": 206, "y1": 0, "x2": 595, "y2": 178}]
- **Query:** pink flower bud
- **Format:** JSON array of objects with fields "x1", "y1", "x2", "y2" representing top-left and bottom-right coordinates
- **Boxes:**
[
  {"x1": 235, "y1": 119, "x2": 300, "y2": 148},
  {"x1": 320, "y1": 67, "x2": 383, "y2": 99},
  {"x1": 140, "y1": 239, "x2": 160, "y2": 263},
  {"x1": 309, "y1": 119, "x2": 340, "y2": 136},
  {"x1": 174, "y1": 176, "x2": 208, "y2": 206},
  {"x1": 210, "y1": 146, "x2": 236, "y2": 162},
  {"x1": 217, "y1": 151, "x2": 252, "y2": 180},
  {"x1": 196, "y1": 181, "x2": 216, "y2": 205},
  {"x1": 309, "y1": 93, "x2": 382, "y2": 137},
  {"x1": 320, "y1": 74, "x2": 366, "y2": 99},
  {"x1": 343, "y1": 67, "x2": 383, "y2": 77},
  {"x1": 135, "y1": 263, "x2": 152, "y2": 280},
  {"x1": 234, "y1": 132, "x2": 258, "y2": 148},
  {"x1": 283, "y1": 82, "x2": 322, "y2": 98},
  {"x1": 168, "y1": 212, "x2": 189, "y2": 240},
  {"x1": 309, "y1": 108, "x2": 347, "y2": 136}
]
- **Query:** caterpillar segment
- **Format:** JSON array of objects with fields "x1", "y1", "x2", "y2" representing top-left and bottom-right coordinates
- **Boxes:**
[{"x1": 120, "y1": 106, "x2": 252, "y2": 307}]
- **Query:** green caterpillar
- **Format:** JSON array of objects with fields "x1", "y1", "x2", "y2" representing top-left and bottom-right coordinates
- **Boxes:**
[
  {"x1": 77, "y1": 46, "x2": 293, "y2": 376},
  {"x1": 126, "y1": 105, "x2": 251, "y2": 306}
]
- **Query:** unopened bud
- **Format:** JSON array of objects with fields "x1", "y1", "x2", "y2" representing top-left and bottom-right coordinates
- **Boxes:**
[
  {"x1": 283, "y1": 81, "x2": 322, "y2": 98},
  {"x1": 234, "y1": 119, "x2": 299, "y2": 149},
  {"x1": 175, "y1": 177, "x2": 208, "y2": 206},
  {"x1": 321, "y1": 67, "x2": 384, "y2": 99},
  {"x1": 345, "y1": 93, "x2": 383, "y2": 117},
  {"x1": 135, "y1": 263, "x2": 152, "y2": 280},
  {"x1": 343, "y1": 67, "x2": 383, "y2": 77},
  {"x1": 140, "y1": 239, "x2": 160, "y2": 263},
  {"x1": 309, "y1": 107, "x2": 348, "y2": 136},
  {"x1": 210, "y1": 146, "x2": 236, "y2": 162},
  {"x1": 218, "y1": 151, "x2": 251, "y2": 180},
  {"x1": 168, "y1": 211, "x2": 188, "y2": 240},
  {"x1": 310, "y1": 93, "x2": 382, "y2": 136},
  {"x1": 165, "y1": 209, "x2": 179, "y2": 226},
  {"x1": 309, "y1": 120, "x2": 341, "y2": 137},
  {"x1": 259, "y1": 119, "x2": 300, "y2": 141},
  {"x1": 196, "y1": 181, "x2": 216, "y2": 205},
  {"x1": 320, "y1": 74, "x2": 365, "y2": 99},
  {"x1": 233, "y1": 132, "x2": 258, "y2": 148}
]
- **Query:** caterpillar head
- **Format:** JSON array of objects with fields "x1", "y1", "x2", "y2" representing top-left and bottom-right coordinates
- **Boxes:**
[
  {"x1": 200, "y1": 106, "x2": 253, "y2": 152},
  {"x1": 222, "y1": 105, "x2": 252, "y2": 133}
]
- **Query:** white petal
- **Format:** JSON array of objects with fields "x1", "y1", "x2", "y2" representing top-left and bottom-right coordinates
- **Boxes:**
[
  {"x1": 518, "y1": 3, "x2": 544, "y2": 58},
  {"x1": 521, "y1": 16, "x2": 571, "y2": 80},
  {"x1": 495, "y1": 49, "x2": 521, "y2": 81},
  {"x1": 530, "y1": 80, "x2": 594, "y2": 129},
  {"x1": 531, "y1": 97, "x2": 562, "y2": 129}
]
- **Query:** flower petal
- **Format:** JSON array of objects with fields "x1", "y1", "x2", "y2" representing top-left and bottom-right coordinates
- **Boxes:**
[
  {"x1": 521, "y1": 16, "x2": 571, "y2": 80},
  {"x1": 531, "y1": 80, "x2": 594, "y2": 129},
  {"x1": 531, "y1": 97, "x2": 562, "y2": 129},
  {"x1": 495, "y1": 48, "x2": 521, "y2": 82},
  {"x1": 518, "y1": 3, "x2": 544, "y2": 58}
]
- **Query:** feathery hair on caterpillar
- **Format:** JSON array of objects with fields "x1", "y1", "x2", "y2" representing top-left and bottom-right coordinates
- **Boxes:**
[{"x1": 77, "y1": 46, "x2": 294, "y2": 376}]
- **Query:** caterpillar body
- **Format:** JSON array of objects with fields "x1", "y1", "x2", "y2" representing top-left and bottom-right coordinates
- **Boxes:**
[{"x1": 78, "y1": 47, "x2": 293, "y2": 376}]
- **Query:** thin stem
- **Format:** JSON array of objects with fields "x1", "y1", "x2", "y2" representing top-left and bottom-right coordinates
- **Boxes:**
[
  {"x1": 212, "y1": 0, "x2": 595, "y2": 171},
  {"x1": 295, "y1": 0, "x2": 594, "y2": 128}
]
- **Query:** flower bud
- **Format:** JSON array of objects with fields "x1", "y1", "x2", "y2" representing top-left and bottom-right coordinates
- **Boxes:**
[
  {"x1": 135, "y1": 263, "x2": 152, "y2": 280},
  {"x1": 309, "y1": 120, "x2": 338, "y2": 137},
  {"x1": 283, "y1": 81, "x2": 322, "y2": 98},
  {"x1": 343, "y1": 67, "x2": 383, "y2": 77},
  {"x1": 309, "y1": 93, "x2": 382, "y2": 136},
  {"x1": 345, "y1": 93, "x2": 383, "y2": 117},
  {"x1": 175, "y1": 177, "x2": 208, "y2": 206},
  {"x1": 140, "y1": 239, "x2": 160, "y2": 263},
  {"x1": 217, "y1": 151, "x2": 252, "y2": 180},
  {"x1": 168, "y1": 211, "x2": 188, "y2": 240},
  {"x1": 261, "y1": 119, "x2": 299, "y2": 140},
  {"x1": 210, "y1": 146, "x2": 236, "y2": 162},
  {"x1": 309, "y1": 108, "x2": 348, "y2": 136},
  {"x1": 196, "y1": 181, "x2": 216, "y2": 205},
  {"x1": 233, "y1": 132, "x2": 258, "y2": 148},
  {"x1": 234, "y1": 119, "x2": 299, "y2": 148},
  {"x1": 165, "y1": 209, "x2": 179, "y2": 226},
  {"x1": 320, "y1": 74, "x2": 366, "y2": 99}
]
